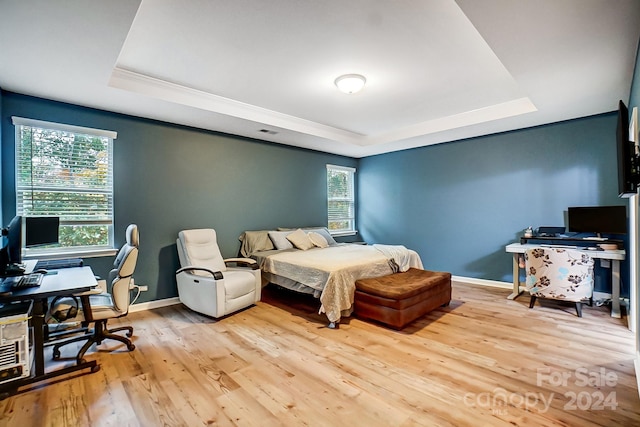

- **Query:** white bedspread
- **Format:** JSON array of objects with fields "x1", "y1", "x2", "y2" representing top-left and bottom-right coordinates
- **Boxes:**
[
  {"x1": 260, "y1": 244, "x2": 423, "y2": 323},
  {"x1": 372, "y1": 244, "x2": 419, "y2": 272}
]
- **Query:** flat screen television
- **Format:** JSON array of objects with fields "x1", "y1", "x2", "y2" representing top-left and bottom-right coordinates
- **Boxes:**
[
  {"x1": 617, "y1": 100, "x2": 638, "y2": 197},
  {"x1": 25, "y1": 216, "x2": 60, "y2": 247},
  {"x1": 567, "y1": 205, "x2": 627, "y2": 236}
]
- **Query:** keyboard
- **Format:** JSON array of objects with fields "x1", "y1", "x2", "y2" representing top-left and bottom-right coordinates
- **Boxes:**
[
  {"x1": 35, "y1": 258, "x2": 83, "y2": 270},
  {"x1": 540, "y1": 244, "x2": 578, "y2": 249},
  {"x1": 3, "y1": 273, "x2": 44, "y2": 289}
]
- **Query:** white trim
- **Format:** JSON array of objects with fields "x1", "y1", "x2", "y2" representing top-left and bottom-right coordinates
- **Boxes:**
[
  {"x1": 593, "y1": 291, "x2": 613, "y2": 301},
  {"x1": 327, "y1": 164, "x2": 356, "y2": 234},
  {"x1": 331, "y1": 231, "x2": 358, "y2": 237},
  {"x1": 12, "y1": 116, "x2": 117, "y2": 139},
  {"x1": 326, "y1": 164, "x2": 356, "y2": 173},
  {"x1": 363, "y1": 97, "x2": 537, "y2": 146},
  {"x1": 23, "y1": 248, "x2": 118, "y2": 261},
  {"x1": 629, "y1": 193, "x2": 638, "y2": 335},
  {"x1": 129, "y1": 297, "x2": 181, "y2": 313},
  {"x1": 452, "y1": 275, "x2": 512, "y2": 289},
  {"x1": 130, "y1": 278, "x2": 507, "y2": 313},
  {"x1": 108, "y1": 68, "x2": 536, "y2": 148},
  {"x1": 109, "y1": 67, "x2": 361, "y2": 145},
  {"x1": 451, "y1": 277, "x2": 622, "y2": 303}
]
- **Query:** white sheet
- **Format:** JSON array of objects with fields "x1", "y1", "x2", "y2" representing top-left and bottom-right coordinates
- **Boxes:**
[
  {"x1": 372, "y1": 244, "x2": 418, "y2": 272},
  {"x1": 259, "y1": 244, "x2": 423, "y2": 323}
]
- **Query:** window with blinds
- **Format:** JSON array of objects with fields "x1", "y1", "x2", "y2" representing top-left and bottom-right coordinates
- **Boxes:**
[
  {"x1": 12, "y1": 117, "x2": 116, "y2": 254},
  {"x1": 327, "y1": 164, "x2": 355, "y2": 234}
]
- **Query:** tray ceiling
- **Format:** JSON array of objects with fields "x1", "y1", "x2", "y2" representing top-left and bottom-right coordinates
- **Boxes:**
[{"x1": 1, "y1": 0, "x2": 639, "y2": 157}]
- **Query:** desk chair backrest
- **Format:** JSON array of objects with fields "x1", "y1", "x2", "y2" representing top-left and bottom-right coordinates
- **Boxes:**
[
  {"x1": 111, "y1": 224, "x2": 139, "y2": 312},
  {"x1": 177, "y1": 229, "x2": 226, "y2": 274},
  {"x1": 524, "y1": 247, "x2": 594, "y2": 302}
]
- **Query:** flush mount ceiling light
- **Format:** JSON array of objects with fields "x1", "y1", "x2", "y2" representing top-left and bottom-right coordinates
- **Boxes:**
[{"x1": 334, "y1": 74, "x2": 366, "y2": 94}]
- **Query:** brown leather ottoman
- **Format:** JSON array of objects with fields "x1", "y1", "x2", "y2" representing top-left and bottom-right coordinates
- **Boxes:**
[{"x1": 354, "y1": 268, "x2": 451, "y2": 329}]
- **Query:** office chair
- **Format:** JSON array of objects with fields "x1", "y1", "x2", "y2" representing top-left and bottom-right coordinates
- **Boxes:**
[
  {"x1": 176, "y1": 228, "x2": 261, "y2": 318},
  {"x1": 51, "y1": 224, "x2": 139, "y2": 363},
  {"x1": 524, "y1": 247, "x2": 594, "y2": 317}
]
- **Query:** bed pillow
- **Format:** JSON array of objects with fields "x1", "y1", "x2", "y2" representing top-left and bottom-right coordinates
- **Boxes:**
[
  {"x1": 286, "y1": 228, "x2": 315, "y2": 250},
  {"x1": 268, "y1": 230, "x2": 294, "y2": 250},
  {"x1": 308, "y1": 231, "x2": 329, "y2": 248},
  {"x1": 304, "y1": 227, "x2": 338, "y2": 246},
  {"x1": 238, "y1": 230, "x2": 275, "y2": 257}
]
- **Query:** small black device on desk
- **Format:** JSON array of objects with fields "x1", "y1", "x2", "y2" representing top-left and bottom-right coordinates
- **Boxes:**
[
  {"x1": 2, "y1": 272, "x2": 45, "y2": 289},
  {"x1": 3, "y1": 263, "x2": 26, "y2": 276},
  {"x1": 536, "y1": 226, "x2": 566, "y2": 237}
]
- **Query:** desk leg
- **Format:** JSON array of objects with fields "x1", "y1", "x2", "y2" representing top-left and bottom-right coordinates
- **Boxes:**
[
  {"x1": 611, "y1": 260, "x2": 621, "y2": 319},
  {"x1": 508, "y1": 253, "x2": 523, "y2": 300},
  {"x1": 32, "y1": 298, "x2": 46, "y2": 376}
]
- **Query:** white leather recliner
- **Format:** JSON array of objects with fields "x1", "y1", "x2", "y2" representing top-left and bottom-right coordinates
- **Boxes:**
[{"x1": 176, "y1": 229, "x2": 261, "y2": 318}]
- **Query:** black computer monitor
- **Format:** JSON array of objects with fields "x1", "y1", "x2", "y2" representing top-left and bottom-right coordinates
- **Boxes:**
[
  {"x1": 567, "y1": 206, "x2": 627, "y2": 236},
  {"x1": 0, "y1": 216, "x2": 24, "y2": 275},
  {"x1": 6, "y1": 215, "x2": 23, "y2": 264},
  {"x1": 25, "y1": 216, "x2": 60, "y2": 247}
]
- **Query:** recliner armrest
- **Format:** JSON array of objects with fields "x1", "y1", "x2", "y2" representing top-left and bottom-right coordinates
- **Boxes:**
[
  {"x1": 224, "y1": 257, "x2": 259, "y2": 270},
  {"x1": 176, "y1": 266, "x2": 224, "y2": 280}
]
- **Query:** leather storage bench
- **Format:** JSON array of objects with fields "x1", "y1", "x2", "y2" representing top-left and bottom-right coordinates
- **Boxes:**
[{"x1": 354, "y1": 268, "x2": 451, "y2": 329}]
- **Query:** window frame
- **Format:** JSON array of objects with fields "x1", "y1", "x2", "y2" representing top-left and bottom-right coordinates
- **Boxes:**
[
  {"x1": 326, "y1": 164, "x2": 356, "y2": 236},
  {"x1": 12, "y1": 117, "x2": 117, "y2": 259}
]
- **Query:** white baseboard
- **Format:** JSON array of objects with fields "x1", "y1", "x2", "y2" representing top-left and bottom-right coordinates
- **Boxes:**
[
  {"x1": 126, "y1": 277, "x2": 513, "y2": 314},
  {"x1": 129, "y1": 297, "x2": 181, "y2": 313},
  {"x1": 124, "y1": 279, "x2": 614, "y2": 311},
  {"x1": 451, "y1": 275, "x2": 512, "y2": 289},
  {"x1": 452, "y1": 276, "x2": 617, "y2": 303},
  {"x1": 593, "y1": 291, "x2": 613, "y2": 301},
  {"x1": 127, "y1": 279, "x2": 506, "y2": 314}
]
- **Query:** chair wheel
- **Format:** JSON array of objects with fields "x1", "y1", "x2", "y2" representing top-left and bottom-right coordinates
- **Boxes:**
[
  {"x1": 91, "y1": 365, "x2": 101, "y2": 373},
  {"x1": 126, "y1": 331, "x2": 133, "y2": 338},
  {"x1": 127, "y1": 343, "x2": 135, "y2": 351}
]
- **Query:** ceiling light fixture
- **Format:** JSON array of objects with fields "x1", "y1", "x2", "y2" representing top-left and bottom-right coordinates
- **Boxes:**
[{"x1": 334, "y1": 74, "x2": 366, "y2": 94}]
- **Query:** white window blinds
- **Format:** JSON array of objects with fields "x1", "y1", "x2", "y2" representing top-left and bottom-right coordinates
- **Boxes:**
[
  {"x1": 327, "y1": 164, "x2": 355, "y2": 234},
  {"x1": 12, "y1": 117, "x2": 116, "y2": 251}
]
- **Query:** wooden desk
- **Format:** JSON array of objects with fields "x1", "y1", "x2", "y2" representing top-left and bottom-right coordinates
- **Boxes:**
[
  {"x1": 505, "y1": 243, "x2": 626, "y2": 318},
  {"x1": 0, "y1": 266, "x2": 98, "y2": 398}
]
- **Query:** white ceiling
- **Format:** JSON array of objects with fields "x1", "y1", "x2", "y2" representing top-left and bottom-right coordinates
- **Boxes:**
[{"x1": 1, "y1": 0, "x2": 639, "y2": 158}]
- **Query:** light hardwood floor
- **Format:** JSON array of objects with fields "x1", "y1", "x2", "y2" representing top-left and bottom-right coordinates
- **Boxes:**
[{"x1": 1, "y1": 282, "x2": 639, "y2": 426}]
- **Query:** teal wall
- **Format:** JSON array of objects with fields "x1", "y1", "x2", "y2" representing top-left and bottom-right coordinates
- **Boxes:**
[
  {"x1": 3, "y1": 36, "x2": 640, "y2": 303},
  {"x1": 358, "y1": 113, "x2": 626, "y2": 293},
  {"x1": 1, "y1": 92, "x2": 357, "y2": 302},
  {"x1": 630, "y1": 38, "x2": 640, "y2": 113}
]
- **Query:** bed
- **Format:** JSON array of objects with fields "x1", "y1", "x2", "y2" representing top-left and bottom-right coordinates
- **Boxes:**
[{"x1": 239, "y1": 228, "x2": 424, "y2": 326}]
